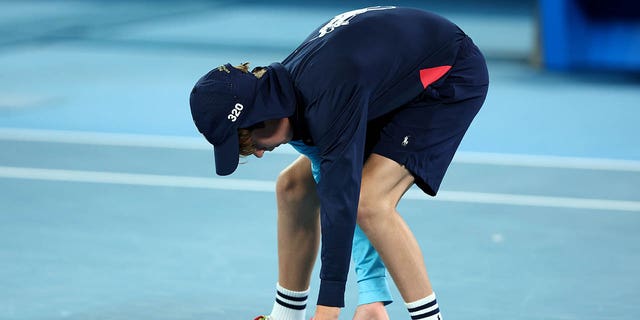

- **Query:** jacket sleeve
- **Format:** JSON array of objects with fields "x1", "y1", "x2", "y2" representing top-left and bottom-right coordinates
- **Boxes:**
[{"x1": 311, "y1": 86, "x2": 369, "y2": 307}]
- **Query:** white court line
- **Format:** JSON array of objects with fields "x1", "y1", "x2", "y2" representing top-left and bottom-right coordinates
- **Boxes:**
[
  {"x1": 0, "y1": 127, "x2": 209, "y2": 150},
  {"x1": 0, "y1": 166, "x2": 274, "y2": 192},
  {"x1": 452, "y1": 152, "x2": 640, "y2": 172},
  {"x1": 1, "y1": 127, "x2": 640, "y2": 171},
  {"x1": 1, "y1": 165, "x2": 639, "y2": 212}
]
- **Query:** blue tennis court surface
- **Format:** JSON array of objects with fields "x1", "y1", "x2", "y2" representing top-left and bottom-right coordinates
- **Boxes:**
[{"x1": 1, "y1": 1, "x2": 639, "y2": 319}]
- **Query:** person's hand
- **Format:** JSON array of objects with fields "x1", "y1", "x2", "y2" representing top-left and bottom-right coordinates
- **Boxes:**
[{"x1": 312, "y1": 305, "x2": 340, "y2": 320}]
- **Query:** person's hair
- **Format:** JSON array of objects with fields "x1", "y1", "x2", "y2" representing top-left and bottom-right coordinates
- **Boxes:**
[
  {"x1": 238, "y1": 128, "x2": 255, "y2": 157},
  {"x1": 234, "y1": 62, "x2": 267, "y2": 157},
  {"x1": 233, "y1": 62, "x2": 268, "y2": 78},
  {"x1": 234, "y1": 62, "x2": 251, "y2": 73},
  {"x1": 238, "y1": 122, "x2": 265, "y2": 157}
]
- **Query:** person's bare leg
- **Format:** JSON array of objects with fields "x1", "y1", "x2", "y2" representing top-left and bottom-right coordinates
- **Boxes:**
[
  {"x1": 276, "y1": 156, "x2": 321, "y2": 291},
  {"x1": 356, "y1": 153, "x2": 433, "y2": 303},
  {"x1": 277, "y1": 156, "x2": 390, "y2": 320}
]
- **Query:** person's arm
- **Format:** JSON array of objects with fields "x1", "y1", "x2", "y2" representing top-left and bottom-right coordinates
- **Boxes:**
[{"x1": 311, "y1": 87, "x2": 369, "y2": 308}]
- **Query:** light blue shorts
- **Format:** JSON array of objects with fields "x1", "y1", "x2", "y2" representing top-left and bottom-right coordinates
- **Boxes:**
[{"x1": 289, "y1": 141, "x2": 393, "y2": 306}]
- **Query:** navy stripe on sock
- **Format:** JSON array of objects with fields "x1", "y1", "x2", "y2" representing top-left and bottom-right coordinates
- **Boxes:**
[
  {"x1": 410, "y1": 307, "x2": 440, "y2": 320},
  {"x1": 407, "y1": 299, "x2": 437, "y2": 313},
  {"x1": 276, "y1": 298, "x2": 307, "y2": 310},
  {"x1": 277, "y1": 290, "x2": 308, "y2": 302}
]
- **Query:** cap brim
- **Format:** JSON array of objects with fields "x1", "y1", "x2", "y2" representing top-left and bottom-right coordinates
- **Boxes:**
[{"x1": 213, "y1": 133, "x2": 240, "y2": 176}]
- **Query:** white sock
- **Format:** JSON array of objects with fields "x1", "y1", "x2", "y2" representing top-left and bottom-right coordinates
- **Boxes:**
[
  {"x1": 405, "y1": 292, "x2": 441, "y2": 320},
  {"x1": 269, "y1": 283, "x2": 309, "y2": 320}
]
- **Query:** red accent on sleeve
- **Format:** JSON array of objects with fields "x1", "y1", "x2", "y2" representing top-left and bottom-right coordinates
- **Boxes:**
[{"x1": 419, "y1": 66, "x2": 452, "y2": 89}]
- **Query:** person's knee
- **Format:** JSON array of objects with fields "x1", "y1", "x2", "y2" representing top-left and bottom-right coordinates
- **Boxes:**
[
  {"x1": 276, "y1": 164, "x2": 317, "y2": 207},
  {"x1": 277, "y1": 169, "x2": 303, "y2": 203},
  {"x1": 276, "y1": 163, "x2": 320, "y2": 230},
  {"x1": 357, "y1": 191, "x2": 393, "y2": 232}
]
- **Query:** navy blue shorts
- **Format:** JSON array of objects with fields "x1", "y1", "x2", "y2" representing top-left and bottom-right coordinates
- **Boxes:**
[{"x1": 366, "y1": 35, "x2": 489, "y2": 196}]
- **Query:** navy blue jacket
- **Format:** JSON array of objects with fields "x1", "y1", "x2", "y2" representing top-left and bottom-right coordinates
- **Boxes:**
[{"x1": 279, "y1": 6, "x2": 465, "y2": 307}]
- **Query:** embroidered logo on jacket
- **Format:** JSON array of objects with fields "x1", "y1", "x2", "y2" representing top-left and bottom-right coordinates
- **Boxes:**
[
  {"x1": 318, "y1": 6, "x2": 396, "y2": 38},
  {"x1": 402, "y1": 136, "x2": 410, "y2": 147}
]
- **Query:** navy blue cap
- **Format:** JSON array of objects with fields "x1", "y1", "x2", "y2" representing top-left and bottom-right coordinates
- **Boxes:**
[
  {"x1": 189, "y1": 64, "x2": 260, "y2": 176},
  {"x1": 190, "y1": 62, "x2": 298, "y2": 176}
]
